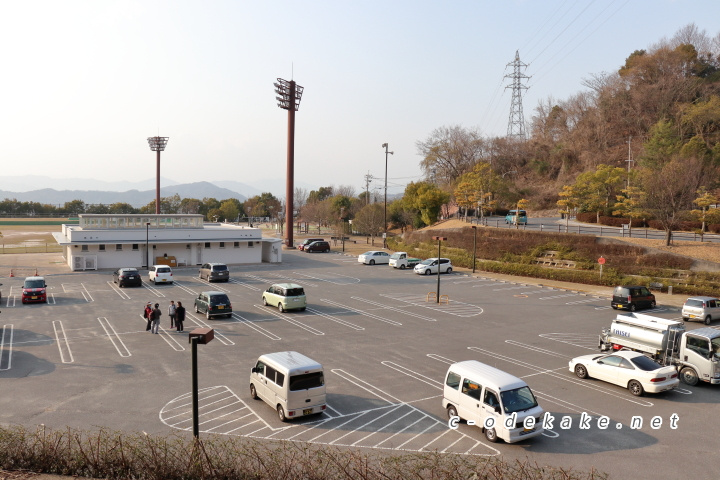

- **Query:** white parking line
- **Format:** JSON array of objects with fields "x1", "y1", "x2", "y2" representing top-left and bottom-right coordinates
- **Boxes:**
[
  {"x1": 53, "y1": 320, "x2": 74, "y2": 363},
  {"x1": 254, "y1": 305, "x2": 324, "y2": 336},
  {"x1": 350, "y1": 297, "x2": 437, "y2": 322},
  {"x1": 321, "y1": 299, "x2": 403, "y2": 326},
  {"x1": 304, "y1": 307, "x2": 364, "y2": 330},
  {"x1": 97, "y1": 317, "x2": 131, "y2": 357},
  {"x1": 379, "y1": 293, "x2": 483, "y2": 317},
  {"x1": 188, "y1": 314, "x2": 235, "y2": 345},
  {"x1": 106, "y1": 281, "x2": 131, "y2": 300},
  {"x1": 0, "y1": 324, "x2": 13, "y2": 370},
  {"x1": 230, "y1": 312, "x2": 281, "y2": 340}
]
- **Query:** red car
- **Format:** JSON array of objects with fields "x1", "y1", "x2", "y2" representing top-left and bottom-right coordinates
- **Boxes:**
[{"x1": 22, "y1": 276, "x2": 47, "y2": 304}]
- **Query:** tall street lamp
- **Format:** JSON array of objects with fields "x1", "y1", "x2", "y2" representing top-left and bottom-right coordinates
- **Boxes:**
[
  {"x1": 274, "y1": 77, "x2": 304, "y2": 249},
  {"x1": 147, "y1": 137, "x2": 169, "y2": 215},
  {"x1": 382, "y1": 143, "x2": 393, "y2": 248},
  {"x1": 145, "y1": 222, "x2": 150, "y2": 268},
  {"x1": 432, "y1": 236, "x2": 447, "y2": 303}
]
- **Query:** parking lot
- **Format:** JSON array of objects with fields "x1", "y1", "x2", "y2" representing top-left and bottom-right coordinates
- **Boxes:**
[{"x1": 1, "y1": 250, "x2": 717, "y2": 478}]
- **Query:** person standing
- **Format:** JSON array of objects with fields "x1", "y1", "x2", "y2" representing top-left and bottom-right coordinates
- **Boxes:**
[
  {"x1": 151, "y1": 303, "x2": 162, "y2": 334},
  {"x1": 168, "y1": 300, "x2": 177, "y2": 329},
  {"x1": 175, "y1": 301, "x2": 186, "y2": 332},
  {"x1": 144, "y1": 302, "x2": 153, "y2": 332}
]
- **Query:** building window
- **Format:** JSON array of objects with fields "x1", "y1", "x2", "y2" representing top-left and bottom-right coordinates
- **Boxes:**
[
  {"x1": 132, "y1": 244, "x2": 139, "y2": 251},
  {"x1": 82, "y1": 245, "x2": 89, "y2": 251},
  {"x1": 234, "y1": 242, "x2": 240, "y2": 248},
  {"x1": 99, "y1": 245, "x2": 105, "y2": 251},
  {"x1": 116, "y1": 244, "x2": 122, "y2": 251},
  {"x1": 186, "y1": 244, "x2": 191, "y2": 249},
  {"x1": 205, "y1": 242, "x2": 211, "y2": 248},
  {"x1": 248, "y1": 242, "x2": 254, "y2": 248},
  {"x1": 219, "y1": 242, "x2": 225, "y2": 249}
]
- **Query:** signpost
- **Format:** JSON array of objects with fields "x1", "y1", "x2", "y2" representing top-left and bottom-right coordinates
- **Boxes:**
[{"x1": 598, "y1": 256, "x2": 606, "y2": 280}]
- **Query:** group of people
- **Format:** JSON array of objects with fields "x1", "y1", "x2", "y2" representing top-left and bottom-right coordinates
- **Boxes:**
[{"x1": 143, "y1": 300, "x2": 186, "y2": 334}]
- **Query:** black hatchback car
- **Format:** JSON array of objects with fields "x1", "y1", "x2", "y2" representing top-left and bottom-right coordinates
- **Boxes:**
[
  {"x1": 194, "y1": 291, "x2": 232, "y2": 319},
  {"x1": 305, "y1": 241, "x2": 330, "y2": 253},
  {"x1": 113, "y1": 268, "x2": 142, "y2": 287},
  {"x1": 611, "y1": 285, "x2": 656, "y2": 311}
]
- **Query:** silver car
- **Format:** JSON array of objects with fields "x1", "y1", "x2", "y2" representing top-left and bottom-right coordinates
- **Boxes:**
[{"x1": 682, "y1": 296, "x2": 720, "y2": 325}]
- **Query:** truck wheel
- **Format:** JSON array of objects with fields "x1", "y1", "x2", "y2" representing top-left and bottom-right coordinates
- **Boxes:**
[
  {"x1": 447, "y1": 404, "x2": 458, "y2": 420},
  {"x1": 277, "y1": 405, "x2": 287, "y2": 422},
  {"x1": 250, "y1": 384, "x2": 258, "y2": 400},
  {"x1": 399, "y1": 264, "x2": 406, "y2": 269},
  {"x1": 630, "y1": 304, "x2": 636, "y2": 312},
  {"x1": 680, "y1": 367, "x2": 699, "y2": 386},
  {"x1": 628, "y1": 380, "x2": 644, "y2": 397},
  {"x1": 484, "y1": 427, "x2": 498, "y2": 443},
  {"x1": 705, "y1": 315, "x2": 712, "y2": 325},
  {"x1": 574, "y1": 364, "x2": 588, "y2": 379}
]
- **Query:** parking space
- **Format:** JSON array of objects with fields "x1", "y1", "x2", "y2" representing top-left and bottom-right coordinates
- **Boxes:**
[{"x1": 0, "y1": 250, "x2": 716, "y2": 477}]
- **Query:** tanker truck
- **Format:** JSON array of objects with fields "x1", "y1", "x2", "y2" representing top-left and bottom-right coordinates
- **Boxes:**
[{"x1": 598, "y1": 312, "x2": 720, "y2": 386}]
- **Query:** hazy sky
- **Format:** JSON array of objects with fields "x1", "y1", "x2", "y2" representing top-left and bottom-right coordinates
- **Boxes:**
[{"x1": 1, "y1": 1, "x2": 718, "y2": 198}]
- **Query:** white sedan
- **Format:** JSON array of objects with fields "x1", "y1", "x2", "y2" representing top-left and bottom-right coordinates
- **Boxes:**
[
  {"x1": 568, "y1": 350, "x2": 678, "y2": 396},
  {"x1": 358, "y1": 251, "x2": 391, "y2": 265}
]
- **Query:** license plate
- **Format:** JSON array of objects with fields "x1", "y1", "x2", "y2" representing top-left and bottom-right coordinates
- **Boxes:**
[
  {"x1": 218, "y1": 305, "x2": 224, "y2": 309},
  {"x1": 31, "y1": 296, "x2": 37, "y2": 299},
  {"x1": 689, "y1": 314, "x2": 697, "y2": 318},
  {"x1": 160, "y1": 279, "x2": 166, "y2": 282},
  {"x1": 303, "y1": 408, "x2": 313, "y2": 416},
  {"x1": 524, "y1": 426, "x2": 535, "y2": 432}
]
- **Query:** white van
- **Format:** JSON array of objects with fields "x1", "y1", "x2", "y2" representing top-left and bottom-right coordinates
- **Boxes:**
[
  {"x1": 249, "y1": 351, "x2": 327, "y2": 421},
  {"x1": 442, "y1": 360, "x2": 544, "y2": 443}
]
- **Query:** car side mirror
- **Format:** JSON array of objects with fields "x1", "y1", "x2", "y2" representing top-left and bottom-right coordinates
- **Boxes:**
[
  {"x1": 251, "y1": 367, "x2": 258, "y2": 373},
  {"x1": 597, "y1": 360, "x2": 604, "y2": 365}
]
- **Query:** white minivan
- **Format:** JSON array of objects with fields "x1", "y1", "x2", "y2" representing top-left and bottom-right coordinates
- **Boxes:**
[
  {"x1": 250, "y1": 351, "x2": 326, "y2": 422},
  {"x1": 442, "y1": 360, "x2": 544, "y2": 443}
]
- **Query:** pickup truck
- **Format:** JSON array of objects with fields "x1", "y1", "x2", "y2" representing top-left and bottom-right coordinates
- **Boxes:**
[{"x1": 389, "y1": 252, "x2": 422, "y2": 269}]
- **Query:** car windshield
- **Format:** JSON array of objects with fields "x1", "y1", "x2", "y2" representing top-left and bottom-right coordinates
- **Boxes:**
[
  {"x1": 289, "y1": 372, "x2": 324, "y2": 391},
  {"x1": 210, "y1": 295, "x2": 229, "y2": 306},
  {"x1": 361, "y1": 252, "x2": 374, "y2": 256},
  {"x1": 419, "y1": 259, "x2": 434, "y2": 266},
  {"x1": 630, "y1": 355, "x2": 662, "y2": 371},
  {"x1": 24, "y1": 279, "x2": 44, "y2": 289},
  {"x1": 285, "y1": 288, "x2": 304, "y2": 296},
  {"x1": 500, "y1": 386, "x2": 538, "y2": 414},
  {"x1": 390, "y1": 253, "x2": 402, "y2": 259}
]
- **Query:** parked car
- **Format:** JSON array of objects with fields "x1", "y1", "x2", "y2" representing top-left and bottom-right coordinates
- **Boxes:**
[
  {"x1": 505, "y1": 210, "x2": 527, "y2": 225},
  {"x1": 297, "y1": 238, "x2": 324, "y2": 251},
  {"x1": 305, "y1": 241, "x2": 331, "y2": 253},
  {"x1": 414, "y1": 258, "x2": 453, "y2": 275},
  {"x1": 148, "y1": 265, "x2": 173, "y2": 284},
  {"x1": 199, "y1": 263, "x2": 230, "y2": 282},
  {"x1": 22, "y1": 276, "x2": 47, "y2": 304},
  {"x1": 681, "y1": 296, "x2": 720, "y2": 325},
  {"x1": 569, "y1": 350, "x2": 678, "y2": 396},
  {"x1": 113, "y1": 268, "x2": 142, "y2": 287},
  {"x1": 611, "y1": 285, "x2": 655, "y2": 311},
  {"x1": 262, "y1": 283, "x2": 307, "y2": 312},
  {"x1": 194, "y1": 291, "x2": 232, "y2": 319},
  {"x1": 358, "y1": 251, "x2": 391, "y2": 265}
]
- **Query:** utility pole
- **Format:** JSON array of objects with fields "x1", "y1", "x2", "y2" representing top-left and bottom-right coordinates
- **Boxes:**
[
  {"x1": 505, "y1": 50, "x2": 530, "y2": 140},
  {"x1": 364, "y1": 172, "x2": 373, "y2": 206},
  {"x1": 626, "y1": 136, "x2": 633, "y2": 188}
]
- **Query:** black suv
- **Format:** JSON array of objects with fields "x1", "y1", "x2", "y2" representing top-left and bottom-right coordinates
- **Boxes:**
[
  {"x1": 305, "y1": 241, "x2": 331, "y2": 253},
  {"x1": 194, "y1": 291, "x2": 232, "y2": 319},
  {"x1": 611, "y1": 285, "x2": 656, "y2": 311}
]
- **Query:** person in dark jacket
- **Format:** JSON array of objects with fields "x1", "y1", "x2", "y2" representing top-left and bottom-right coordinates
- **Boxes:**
[
  {"x1": 175, "y1": 301, "x2": 186, "y2": 332},
  {"x1": 144, "y1": 302, "x2": 153, "y2": 331}
]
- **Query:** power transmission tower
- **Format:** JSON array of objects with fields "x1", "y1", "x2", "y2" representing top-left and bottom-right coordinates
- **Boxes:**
[{"x1": 504, "y1": 50, "x2": 530, "y2": 140}]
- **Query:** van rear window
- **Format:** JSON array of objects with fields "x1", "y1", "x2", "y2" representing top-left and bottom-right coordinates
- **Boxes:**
[{"x1": 289, "y1": 372, "x2": 324, "y2": 391}]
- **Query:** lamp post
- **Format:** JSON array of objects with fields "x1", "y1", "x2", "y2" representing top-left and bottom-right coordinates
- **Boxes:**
[
  {"x1": 145, "y1": 222, "x2": 150, "y2": 268},
  {"x1": 382, "y1": 143, "x2": 394, "y2": 248},
  {"x1": 432, "y1": 236, "x2": 447, "y2": 303},
  {"x1": 147, "y1": 137, "x2": 169, "y2": 214},
  {"x1": 471, "y1": 226, "x2": 477, "y2": 273},
  {"x1": 188, "y1": 328, "x2": 214, "y2": 438},
  {"x1": 274, "y1": 77, "x2": 304, "y2": 249}
]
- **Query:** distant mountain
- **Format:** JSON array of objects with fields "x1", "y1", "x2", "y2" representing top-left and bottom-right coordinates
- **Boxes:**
[
  {"x1": 0, "y1": 181, "x2": 246, "y2": 207},
  {"x1": 0, "y1": 175, "x2": 179, "y2": 193}
]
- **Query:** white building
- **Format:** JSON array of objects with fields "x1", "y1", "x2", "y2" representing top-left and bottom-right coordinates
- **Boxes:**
[{"x1": 52, "y1": 214, "x2": 282, "y2": 271}]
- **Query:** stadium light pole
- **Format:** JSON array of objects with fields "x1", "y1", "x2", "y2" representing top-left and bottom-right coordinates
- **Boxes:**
[
  {"x1": 147, "y1": 136, "x2": 169, "y2": 214},
  {"x1": 382, "y1": 143, "x2": 393, "y2": 248},
  {"x1": 274, "y1": 78, "x2": 304, "y2": 249}
]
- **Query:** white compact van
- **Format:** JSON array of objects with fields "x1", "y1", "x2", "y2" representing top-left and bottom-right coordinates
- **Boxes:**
[
  {"x1": 442, "y1": 360, "x2": 544, "y2": 443},
  {"x1": 250, "y1": 351, "x2": 327, "y2": 421}
]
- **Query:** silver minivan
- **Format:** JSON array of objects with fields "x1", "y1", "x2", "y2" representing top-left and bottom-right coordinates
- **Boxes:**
[
  {"x1": 199, "y1": 263, "x2": 229, "y2": 282},
  {"x1": 250, "y1": 351, "x2": 326, "y2": 422},
  {"x1": 682, "y1": 296, "x2": 720, "y2": 325}
]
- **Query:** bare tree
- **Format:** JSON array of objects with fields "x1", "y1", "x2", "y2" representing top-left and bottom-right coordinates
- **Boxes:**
[
  {"x1": 416, "y1": 125, "x2": 487, "y2": 186},
  {"x1": 334, "y1": 184, "x2": 356, "y2": 198},
  {"x1": 639, "y1": 156, "x2": 703, "y2": 245}
]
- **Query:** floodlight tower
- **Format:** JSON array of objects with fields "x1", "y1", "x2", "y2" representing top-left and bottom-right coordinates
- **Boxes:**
[
  {"x1": 274, "y1": 78, "x2": 304, "y2": 248},
  {"x1": 504, "y1": 50, "x2": 530, "y2": 140},
  {"x1": 147, "y1": 136, "x2": 169, "y2": 214}
]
